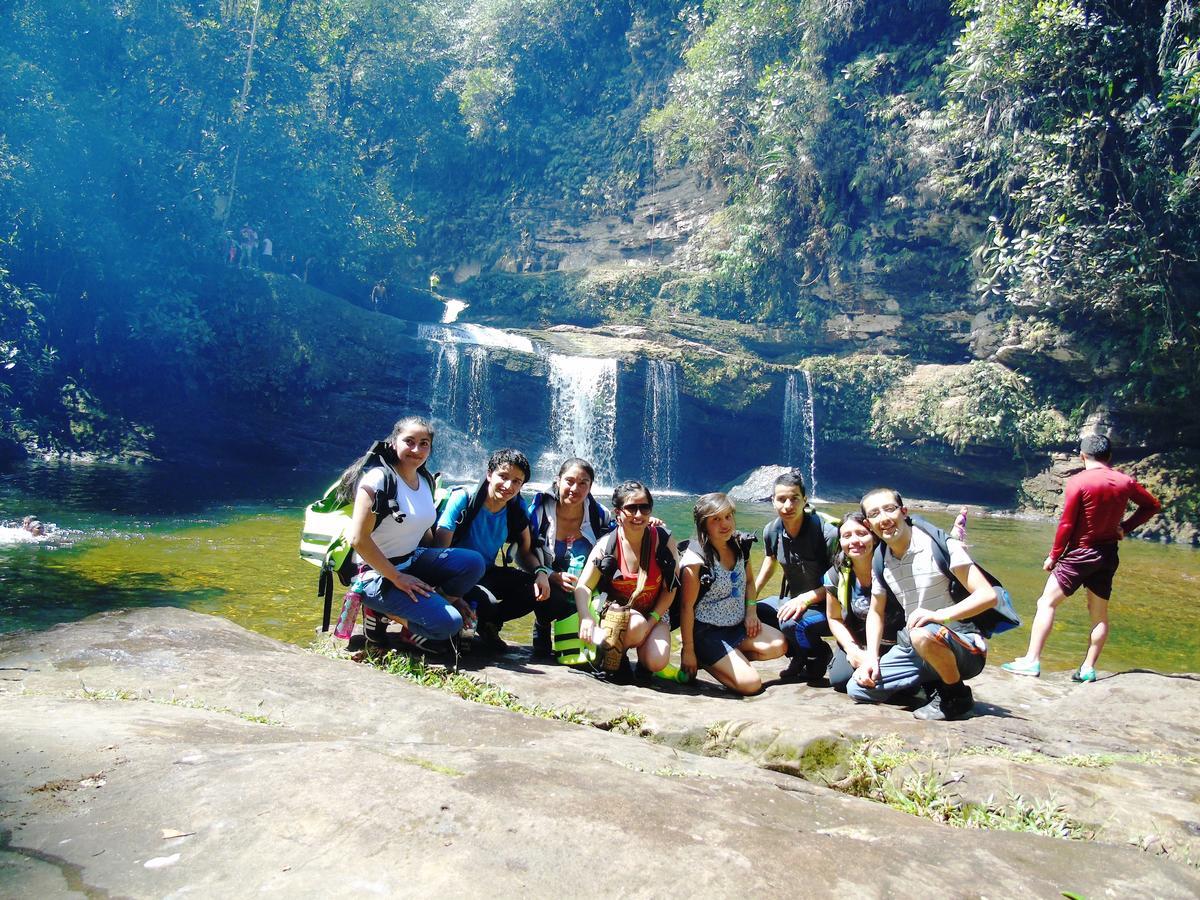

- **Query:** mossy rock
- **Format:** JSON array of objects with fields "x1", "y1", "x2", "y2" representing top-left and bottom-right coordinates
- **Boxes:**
[{"x1": 1125, "y1": 451, "x2": 1200, "y2": 546}]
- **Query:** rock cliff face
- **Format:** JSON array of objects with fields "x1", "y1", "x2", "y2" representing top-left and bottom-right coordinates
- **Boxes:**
[{"x1": 2, "y1": 608, "x2": 1198, "y2": 898}]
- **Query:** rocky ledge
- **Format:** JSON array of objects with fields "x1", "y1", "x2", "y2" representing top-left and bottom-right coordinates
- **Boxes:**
[{"x1": 2, "y1": 609, "x2": 1198, "y2": 898}]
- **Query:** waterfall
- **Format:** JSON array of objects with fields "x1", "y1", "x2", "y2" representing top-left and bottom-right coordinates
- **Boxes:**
[
  {"x1": 464, "y1": 345, "x2": 491, "y2": 438},
  {"x1": 802, "y1": 369, "x2": 819, "y2": 499},
  {"x1": 782, "y1": 370, "x2": 820, "y2": 497},
  {"x1": 441, "y1": 299, "x2": 468, "y2": 323},
  {"x1": 426, "y1": 339, "x2": 493, "y2": 473},
  {"x1": 546, "y1": 354, "x2": 618, "y2": 486},
  {"x1": 417, "y1": 321, "x2": 533, "y2": 354},
  {"x1": 429, "y1": 341, "x2": 462, "y2": 428},
  {"x1": 642, "y1": 359, "x2": 679, "y2": 490}
]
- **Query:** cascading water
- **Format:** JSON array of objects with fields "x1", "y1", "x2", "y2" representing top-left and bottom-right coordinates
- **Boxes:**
[
  {"x1": 417, "y1": 321, "x2": 533, "y2": 354},
  {"x1": 781, "y1": 370, "x2": 820, "y2": 497},
  {"x1": 423, "y1": 330, "x2": 496, "y2": 479},
  {"x1": 802, "y1": 369, "x2": 819, "y2": 499},
  {"x1": 464, "y1": 345, "x2": 491, "y2": 438},
  {"x1": 429, "y1": 341, "x2": 462, "y2": 428},
  {"x1": 642, "y1": 359, "x2": 679, "y2": 490},
  {"x1": 545, "y1": 354, "x2": 618, "y2": 486},
  {"x1": 441, "y1": 299, "x2": 468, "y2": 323}
]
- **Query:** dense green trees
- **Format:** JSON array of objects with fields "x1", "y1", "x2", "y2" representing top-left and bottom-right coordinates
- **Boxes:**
[
  {"x1": 942, "y1": 0, "x2": 1200, "y2": 407},
  {"x1": 2, "y1": 0, "x2": 1198, "y2": 455}
]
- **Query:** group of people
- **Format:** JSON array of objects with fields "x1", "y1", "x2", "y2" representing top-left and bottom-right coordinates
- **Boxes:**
[
  {"x1": 338, "y1": 418, "x2": 1161, "y2": 722},
  {"x1": 223, "y1": 224, "x2": 273, "y2": 269}
]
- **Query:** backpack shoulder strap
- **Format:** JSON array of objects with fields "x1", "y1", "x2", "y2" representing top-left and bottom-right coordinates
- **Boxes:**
[
  {"x1": 586, "y1": 495, "x2": 610, "y2": 537},
  {"x1": 448, "y1": 483, "x2": 486, "y2": 548},
  {"x1": 872, "y1": 543, "x2": 896, "y2": 604},
  {"x1": 653, "y1": 525, "x2": 678, "y2": 589},
  {"x1": 365, "y1": 457, "x2": 398, "y2": 532},
  {"x1": 594, "y1": 528, "x2": 620, "y2": 594},
  {"x1": 763, "y1": 518, "x2": 782, "y2": 558},
  {"x1": 504, "y1": 496, "x2": 529, "y2": 543},
  {"x1": 909, "y1": 515, "x2": 969, "y2": 601}
]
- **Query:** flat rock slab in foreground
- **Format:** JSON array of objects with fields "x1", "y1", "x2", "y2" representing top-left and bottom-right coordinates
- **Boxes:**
[
  {"x1": 465, "y1": 639, "x2": 1200, "y2": 864},
  {"x1": 1, "y1": 609, "x2": 1197, "y2": 899}
]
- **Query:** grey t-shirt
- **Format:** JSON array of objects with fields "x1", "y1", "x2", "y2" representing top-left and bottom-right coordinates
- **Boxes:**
[{"x1": 872, "y1": 526, "x2": 973, "y2": 617}]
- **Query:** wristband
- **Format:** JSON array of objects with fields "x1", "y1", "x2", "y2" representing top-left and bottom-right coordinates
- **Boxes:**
[
  {"x1": 648, "y1": 611, "x2": 662, "y2": 623},
  {"x1": 744, "y1": 599, "x2": 758, "y2": 607},
  {"x1": 534, "y1": 566, "x2": 553, "y2": 577}
]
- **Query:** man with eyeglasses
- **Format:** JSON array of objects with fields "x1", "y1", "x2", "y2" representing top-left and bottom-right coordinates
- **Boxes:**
[{"x1": 849, "y1": 488, "x2": 997, "y2": 721}]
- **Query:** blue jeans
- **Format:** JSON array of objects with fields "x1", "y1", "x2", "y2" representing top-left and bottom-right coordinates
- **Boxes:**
[
  {"x1": 756, "y1": 596, "x2": 832, "y2": 674},
  {"x1": 845, "y1": 623, "x2": 987, "y2": 703},
  {"x1": 361, "y1": 546, "x2": 486, "y2": 641}
]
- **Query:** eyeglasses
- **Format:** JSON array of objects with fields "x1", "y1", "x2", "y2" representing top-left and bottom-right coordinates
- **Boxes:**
[
  {"x1": 863, "y1": 503, "x2": 901, "y2": 519},
  {"x1": 619, "y1": 503, "x2": 652, "y2": 515}
]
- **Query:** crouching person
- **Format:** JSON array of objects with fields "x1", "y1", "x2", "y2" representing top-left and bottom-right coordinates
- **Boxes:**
[
  {"x1": 679, "y1": 493, "x2": 786, "y2": 695},
  {"x1": 435, "y1": 448, "x2": 551, "y2": 652},
  {"x1": 849, "y1": 488, "x2": 997, "y2": 721}
]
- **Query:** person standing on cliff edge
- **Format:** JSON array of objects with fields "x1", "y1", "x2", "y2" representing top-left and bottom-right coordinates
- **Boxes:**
[{"x1": 1002, "y1": 433, "x2": 1161, "y2": 683}]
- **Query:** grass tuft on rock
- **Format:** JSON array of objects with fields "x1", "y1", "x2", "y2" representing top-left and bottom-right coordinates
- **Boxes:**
[{"x1": 826, "y1": 736, "x2": 1090, "y2": 840}]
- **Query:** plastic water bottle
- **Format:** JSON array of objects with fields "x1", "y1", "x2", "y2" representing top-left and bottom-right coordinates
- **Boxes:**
[
  {"x1": 568, "y1": 553, "x2": 587, "y2": 578},
  {"x1": 333, "y1": 581, "x2": 364, "y2": 639}
]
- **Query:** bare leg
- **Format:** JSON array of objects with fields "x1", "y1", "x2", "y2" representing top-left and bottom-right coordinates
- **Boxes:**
[
  {"x1": 1080, "y1": 590, "x2": 1109, "y2": 671},
  {"x1": 741, "y1": 624, "x2": 787, "y2": 662},
  {"x1": 635, "y1": 620, "x2": 672, "y2": 672},
  {"x1": 1021, "y1": 573, "x2": 1069, "y2": 663},
  {"x1": 706, "y1": 650, "x2": 764, "y2": 695},
  {"x1": 911, "y1": 627, "x2": 961, "y2": 683}
]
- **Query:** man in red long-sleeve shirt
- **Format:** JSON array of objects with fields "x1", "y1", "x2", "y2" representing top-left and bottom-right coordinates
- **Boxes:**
[{"x1": 1003, "y1": 433, "x2": 1160, "y2": 682}]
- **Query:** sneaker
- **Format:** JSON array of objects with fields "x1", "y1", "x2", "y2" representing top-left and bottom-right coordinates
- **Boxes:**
[
  {"x1": 1071, "y1": 667, "x2": 1097, "y2": 683},
  {"x1": 913, "y1": 684, "x2": 974, "y2": 721},
  {"x1": 473, "y1": 621, "x2": 509, "y2": 652},
  {"x1": 1001, "y1": 658, "x2": 1041, "y2": 677},
  {"x1": 778, "y1": 656, "x2": 807, "y2": 683},
  {"x1": 396, "y1": 625, "x2": 443, "y2": 655}
]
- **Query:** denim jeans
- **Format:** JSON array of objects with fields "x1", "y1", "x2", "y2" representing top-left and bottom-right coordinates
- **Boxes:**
[
  {"x1": 361, "y1": 546, "x2": 486, "y2": 641},
  {"x1": 845, "y1": 623, "x2": 987, "y2": 703},
  {"x1": 756, "y1": 596, "x2": 832, "y2": 674}
]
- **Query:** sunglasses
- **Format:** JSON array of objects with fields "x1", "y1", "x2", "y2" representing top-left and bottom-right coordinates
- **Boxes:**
[{"x1": 619, "y1": 502, "x2": 652, "y2": 515}]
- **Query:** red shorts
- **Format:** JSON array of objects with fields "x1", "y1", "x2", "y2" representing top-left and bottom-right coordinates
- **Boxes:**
[{"x1": 1053, "y1": 544, "x2": 1119, "y2": 599}]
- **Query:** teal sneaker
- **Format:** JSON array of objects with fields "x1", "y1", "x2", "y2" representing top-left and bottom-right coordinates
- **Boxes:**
[
  {"x1": 1071, "y1": 667, "x2": 1097, "y2": 683},
  {"x1": 1001, "y1": 658, "x2": 1041, "y2": 677}
]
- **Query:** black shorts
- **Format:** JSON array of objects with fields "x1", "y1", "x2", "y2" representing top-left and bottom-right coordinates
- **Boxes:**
[{"x1": 693, "y1": 620, "x2": 747, "y2": 667}]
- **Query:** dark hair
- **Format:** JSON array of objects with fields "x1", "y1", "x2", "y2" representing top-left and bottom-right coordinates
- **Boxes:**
[
  {"x1": 551, "y1": 458, "x2": 595, "y2": 499},
  {"x1": 774, "y1": 469, "x2": 808, "y2": 495},
  {"x1": 860, "y1": 487, "x2": 903, "y2": 515},
  {"x1": 1080, "y1": 433, "x2": 1112, "y2": 461},
  {"x1": 834, "y1": 512, "x2": 878, "y2": 570},
  {"x1": 487, "y1": 448, "x2": 531, "y2": 482},
  {"x1": 613, "y1": 480, "x2": 652, "y2": 511},
  {"x1": 335, "y1": 416, "x2": 436, "y2": 504},
  {"x1": 693, "y1": 492, "x2": 737, "y2": 571}
]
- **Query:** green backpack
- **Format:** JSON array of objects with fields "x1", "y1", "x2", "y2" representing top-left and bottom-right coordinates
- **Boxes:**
[{"x1": 300, "y1": 442, "x2": 444, "y2": 631}]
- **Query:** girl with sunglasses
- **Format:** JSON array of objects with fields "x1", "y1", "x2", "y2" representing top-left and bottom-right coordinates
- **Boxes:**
[{"x1": 572, "y1": 481, "x2": 678, "y2": 675}]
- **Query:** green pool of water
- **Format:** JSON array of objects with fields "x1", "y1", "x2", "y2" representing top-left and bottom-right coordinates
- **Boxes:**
[{"x1": 1, "y1": 463, "x2": 1196, "y2": 673}]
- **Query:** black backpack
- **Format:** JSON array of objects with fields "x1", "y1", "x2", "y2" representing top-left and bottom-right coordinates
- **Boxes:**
[
  {"x1": 871, "y1": 515, "x2": 1020, "y2": 638},
  {"x1": 593, "y1": 525, "x2": 678, "y2": 597},
  {"x1": 446, "y1": 481, "x2": 529, "y2": 561}
]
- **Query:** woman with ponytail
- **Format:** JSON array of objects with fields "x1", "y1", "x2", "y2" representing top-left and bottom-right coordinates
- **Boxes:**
[{"x1": 344, "y1": 417, "x2": 485, "y2": 651}]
